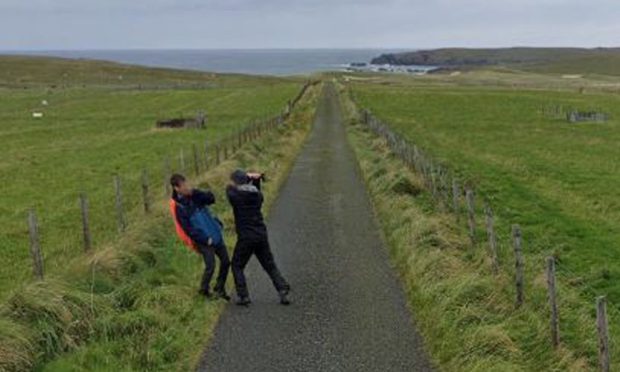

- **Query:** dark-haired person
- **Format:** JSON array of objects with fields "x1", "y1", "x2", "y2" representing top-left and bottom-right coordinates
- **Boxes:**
[
  {"x1": 226, "y1": 169, "x2": 290, "y2": 306},
  {"x1": 169, "y1": 174, "x2": 230, "y2": 300}
]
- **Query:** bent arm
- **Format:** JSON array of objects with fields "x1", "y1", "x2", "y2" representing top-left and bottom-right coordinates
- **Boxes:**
[{"x1": 249, "y1": 177, "x2": 262, "y2": 191}]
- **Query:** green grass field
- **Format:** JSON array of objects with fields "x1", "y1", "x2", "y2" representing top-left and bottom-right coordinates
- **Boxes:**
[
  {"x1": 348, "y1": 74, "x2": 620, "y2": 304},
  {"x1": 0, "y1": 57, "x2": 301, "y2": 301}
]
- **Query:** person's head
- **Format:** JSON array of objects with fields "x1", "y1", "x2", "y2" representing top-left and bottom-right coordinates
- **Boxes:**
[
  {"x1": 170, "y1": 174, "x2": 192, "y2": 196},
  {"x1": 230, "y1": 169, "x2": 249, "y2": 185}
]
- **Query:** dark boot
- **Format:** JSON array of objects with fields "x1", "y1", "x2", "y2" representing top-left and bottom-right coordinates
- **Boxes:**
[
  {"x1": 278, "y1": 289, "x2": 291, "y2": 305},
  {"x1": 236, "y1": 295, "x2": 251, "y2": 306},
  {"x1": 214, "y1": 288, "x2": 231, "y2": 301},
  {"x1": 198, "y1": 288, "x2": 212, "y2": 299}
]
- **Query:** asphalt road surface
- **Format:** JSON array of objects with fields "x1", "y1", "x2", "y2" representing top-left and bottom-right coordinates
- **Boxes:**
[{"x1": 198, "y1": 83, "x2": 433, "y2": 372}]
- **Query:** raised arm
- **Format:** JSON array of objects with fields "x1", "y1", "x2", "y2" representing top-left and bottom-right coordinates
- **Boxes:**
[{"x1": 247, "y1": 173, "x2": 263, "y2": 191}]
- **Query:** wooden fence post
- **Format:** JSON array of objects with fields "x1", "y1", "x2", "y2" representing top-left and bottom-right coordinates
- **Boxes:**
[
  {"x1": 114, "y1": 175, "x2": 127, "y2": 233},
  {"x1": 141, "y1": 169, "x2": 150, "y2": 213},
  {"x1": 192, "y1": 144, "x2": 200, "y2": 176},
  {"x1": 439, "y1": 171, "x2": 450, "y2": 206},
  {"x1": 163, "y1": 157, "x2": 171, "y2": 197},
  {"x1": 204, "y1": 140, "x2": 209, "y2": 170},
  {"x1": 79, "y1": 193, "x2": 92, "y2": 252},
  {"x1": 179, "y1": 149, "x2": 186, "y2": 173},
  {"x1": 429, "y1": 163, "x2": 437, "y2": 198},
  {"x1": 597, "y1": 296, "x2": 610, "y2": 372},
  {"x1": 484, "y1": 202, "x2": 499, "y2": 274},
  {"x1": 27, "y1": 209, "x2": 44, "y2": 280},
  {"x1": 512, "y1": 224, "x2": 524, "y2": 307},
  {"x1": 546, "y1": 256, "x2": 560, "y2": 348},
  {"x1": 466, "y1": 188, "x2": 476, "y2": 245},
  {"x1": 452, "y1": 179, "x2": 460, "y2": 221}
]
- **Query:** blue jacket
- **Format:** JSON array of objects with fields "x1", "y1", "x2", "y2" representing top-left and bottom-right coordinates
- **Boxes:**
[{"x1": 173, "y1": 189, "x2": 224, "y2": 246}]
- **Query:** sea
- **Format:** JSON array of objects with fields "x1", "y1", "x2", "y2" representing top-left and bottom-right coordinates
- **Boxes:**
[{"x1": 2, "y1": 49, "x2": 432, "y2": 76}]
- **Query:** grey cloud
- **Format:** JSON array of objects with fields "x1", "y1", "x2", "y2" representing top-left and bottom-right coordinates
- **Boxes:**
[{"x1": 0, "y1": 0, "x2": 618, "y2": 49}]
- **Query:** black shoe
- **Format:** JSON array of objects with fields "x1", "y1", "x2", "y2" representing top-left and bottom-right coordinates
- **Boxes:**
[
  {"x1": 198, "y1": 288, "x2": 212, "y2": 299},
  {"x1": 236, "y1": 295, "x2": 251, "y2": 306},
  {"x1": 278, "y1": 289, "x2": 291, "y2": 305},
  {"x1": 215, "y1": 290, "x2": 231, "y2": 301}
]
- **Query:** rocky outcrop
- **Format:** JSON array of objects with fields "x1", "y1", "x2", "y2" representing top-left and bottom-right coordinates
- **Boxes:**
[{"x1": 370, "y1": 47, "x2": 620, "y2": 67}]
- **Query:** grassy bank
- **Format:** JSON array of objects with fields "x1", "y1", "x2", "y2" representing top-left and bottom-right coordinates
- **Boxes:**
[
  {"x1": 0, "y1": 77, "x2": 320, "y2": 371},
  {"x1": 337, "y1": 76, "x2": 618, "y2": 370},
  {"x1": 0, "y1": 56, "x2": 302, "y2": 300}
]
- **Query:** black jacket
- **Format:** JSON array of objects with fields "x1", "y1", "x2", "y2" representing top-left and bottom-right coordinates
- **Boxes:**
[
  {"x1": 173, "y1": 189, "x2": 217, "y2": 246},
  {"x1": 226, "y1": 178, "x2": 267, "y2": 241}
]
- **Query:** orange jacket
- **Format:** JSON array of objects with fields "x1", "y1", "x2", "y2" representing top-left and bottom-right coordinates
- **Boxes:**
[{"x1": 169, "y1": 198, "x2": 198, "y2": 253}]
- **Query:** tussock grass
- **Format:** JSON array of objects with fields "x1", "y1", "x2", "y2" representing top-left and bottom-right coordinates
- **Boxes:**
[
  {"x1": 0, "y1": 82, "x2": 320, "y2": 371},
  {"x1": 339, "y1": 83, "x2": 613, "y2": 371}
]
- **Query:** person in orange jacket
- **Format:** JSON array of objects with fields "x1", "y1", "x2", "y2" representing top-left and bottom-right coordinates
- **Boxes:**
[{"x1": 169, "y1": 174, "x2": 230, "y2": 300}]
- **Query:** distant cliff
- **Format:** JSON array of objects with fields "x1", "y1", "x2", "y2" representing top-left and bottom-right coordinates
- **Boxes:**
[{"x1": 371, "y1": 47, "x2": 620, "y2": 70}]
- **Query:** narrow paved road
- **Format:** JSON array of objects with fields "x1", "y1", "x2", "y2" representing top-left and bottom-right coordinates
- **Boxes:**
[{"x1": 198, "y1": 84, "x2": 433, "y2": 372}]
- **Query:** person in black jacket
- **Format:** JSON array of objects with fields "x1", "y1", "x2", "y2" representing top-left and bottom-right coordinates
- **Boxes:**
[
  {"x1": 171, "y1": 174, "x2": 230, "y2": 300},
  {"x1": 226, "y1": 169, "x2": 290, "y2": 306}
]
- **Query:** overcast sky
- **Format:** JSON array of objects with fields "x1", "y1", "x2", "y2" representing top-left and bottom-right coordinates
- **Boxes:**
[{"x1": 1, "y1": 0, "x2": 618, "y2": 50}]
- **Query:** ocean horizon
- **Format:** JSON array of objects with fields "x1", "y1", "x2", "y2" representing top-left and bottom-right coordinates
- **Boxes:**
[{"x1": 0, "y1": 48, "x2": 413, "y2": 76}]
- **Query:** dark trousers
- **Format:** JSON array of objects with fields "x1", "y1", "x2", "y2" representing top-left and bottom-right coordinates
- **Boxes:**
[
  {"x1": 197, "y1": 242, "x2": 230, "y2": 294},
  {"x1": 232, "y1": 237, "x2": 289, "y2": 298}
]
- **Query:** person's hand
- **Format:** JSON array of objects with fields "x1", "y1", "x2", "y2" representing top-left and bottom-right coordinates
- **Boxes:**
[{"x1": 247, "y1": 172, "x2": 262, "y2": 179}]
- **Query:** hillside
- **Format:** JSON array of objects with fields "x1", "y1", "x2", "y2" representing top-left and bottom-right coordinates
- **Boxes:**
[
  {"x1": 371, "y1": 47, "x2": 620, "y2": 76},
  {"x1": 0, "y1": 54, "x2": 289, "y2": 88}
]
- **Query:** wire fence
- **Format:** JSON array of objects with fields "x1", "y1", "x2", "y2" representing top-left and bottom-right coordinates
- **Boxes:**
[
  {"x1": 23, "y1": 80, "x2": 317, "y2": 282},
  {"x1": 353, "y1": 99, "x2": 615, "y2": 372}
]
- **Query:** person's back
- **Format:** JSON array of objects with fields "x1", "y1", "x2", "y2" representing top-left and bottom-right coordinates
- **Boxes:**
[
  {"x1": 226, "y1": 169, "x2": 290, "y2": 306},
  {"x1": 226, "y1": 172, "x2": 267, "y2": 240}
]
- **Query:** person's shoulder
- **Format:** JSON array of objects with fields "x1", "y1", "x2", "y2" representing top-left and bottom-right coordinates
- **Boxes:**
[{"x1": 226, "y1": 184, "x2": 237, "y2": 196}]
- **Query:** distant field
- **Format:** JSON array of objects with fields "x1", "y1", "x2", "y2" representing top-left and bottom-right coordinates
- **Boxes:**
[
  {"x1": 348, "y1": 73, "x2": 620, "y2": 304},
  {"x1": 0, "y1": 56, "x2": 301, "y2": 299}
]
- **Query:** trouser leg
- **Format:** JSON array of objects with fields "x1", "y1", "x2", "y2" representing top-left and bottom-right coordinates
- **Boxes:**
[
  {"x1": 254, "y1": 238, "x2": 289, "y2": 292},
  {"x1": 212, "y1": 242, "x2": 230, "y2": 292},
  {"x1": 198, "y1": 244, "x2": 215, "y2": 294},
  {"x1": 232, "y1": 239, "x2": 254, "y2": 298}
]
